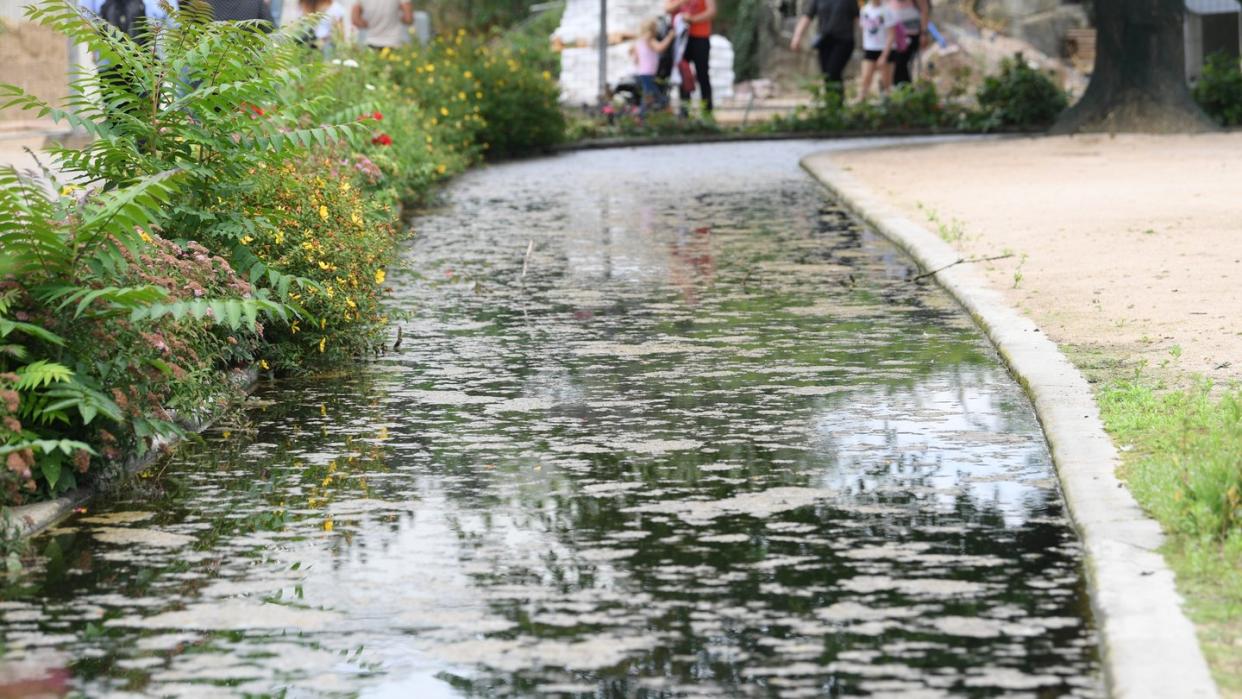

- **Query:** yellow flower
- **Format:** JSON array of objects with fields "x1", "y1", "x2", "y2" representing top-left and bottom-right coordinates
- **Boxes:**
[
  {"x1": 464, "y1": 70, "x2": 473, "y2": 79},
  {"x1": 241, "y1": 235, "x2": 254, "y2": 245},
  {"x1": 345, "y1": 298, "x2": 356, "y2": 309},
  {"x1": 543, "y1": 71, "x2": 552, "y2": 80},
  {"x1": 436, "y1": 163, "x2": 447, "y2": 175},
  {"x1": 319, "y1": 205, "x2": 329, "y2": 220},
  {"x1": 340, "y1": 181, "x2": 351, "y2": 193},
  {"x1": 319, "y1": 337, "x2": 326, "y2": 353},
  {"x1": 275, "y1": 230, "x2": 285, "y2": 244},
  {"x1": 425, "y1": 63, "x2": 435, "y2": 72},
  {"x1": 374, "y1": 268, "x2": 386, "y2": 285},
  {"x1": 138, "y1": 230, "x2": 153, "y2": 244},
  {"x1": 259, "y1": 359, "x2": 270, "y2": 370},
  {"x1": 440, "y1": 107, "x2": 449, "y2": 117},
  {"x1": 324, "y1": 285, "x2": 335, "y2": 298},
  {"x1": 322, "y1": 518, "x2": 334, "y2": 532},
  {"x1": 291, "y1": 320, "x2": 300, "y2": 334},
  {"x1": 60, "y1": 184, "x2": 79, "y2": 196},
  {"x1": 351, "y1": 211, "x2": 362, "y2": 226},
  {"x1": 457, "y1": 91, "x2": 466, "y2": 101}
]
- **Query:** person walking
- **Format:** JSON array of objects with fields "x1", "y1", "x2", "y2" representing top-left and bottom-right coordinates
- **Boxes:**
[
  {"x1": 888, "y1": 0, "x2": 929, "y2": 85},
  {"x1": 351, "y1": 0, "x2": 414, "y2": 50},
  {"x1": 791, "y1": 0, "x2": 859, "y2": 103},
  {"x1": 665, "y1": 0, "x2": 716, "y2": 113},
  {"x1": 858, "y1": 0, "x2": 896, "y2": 100}
]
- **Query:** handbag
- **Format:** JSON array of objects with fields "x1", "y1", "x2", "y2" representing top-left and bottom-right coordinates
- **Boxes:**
[
  {"x1": 893, "y1": 22, "x2": 911, "y2": 52},
  {"x1": 677, "y1": 60, "x2": 696, "y2": 88}
]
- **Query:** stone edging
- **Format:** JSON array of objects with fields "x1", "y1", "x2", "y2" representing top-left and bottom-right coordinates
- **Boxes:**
[
  {"x1": 800, "y1": 151, "x2": 1219, "y2": 699},
  {"x1": 550, "y1": 127, "x2": 1042, "y2": 154},
  {"x1": 3, "y1": 367, "x2": 260, "y2": 540}
]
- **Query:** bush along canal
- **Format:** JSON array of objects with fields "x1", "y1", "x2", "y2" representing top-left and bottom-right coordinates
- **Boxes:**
[{"x1": 0, "y1": 142, "x2": 1100, "y2": 696}]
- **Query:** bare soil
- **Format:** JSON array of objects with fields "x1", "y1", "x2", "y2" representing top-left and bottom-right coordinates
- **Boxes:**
[{"x1": 833, "y1": 133, "x2": 1242, "y2": 388}]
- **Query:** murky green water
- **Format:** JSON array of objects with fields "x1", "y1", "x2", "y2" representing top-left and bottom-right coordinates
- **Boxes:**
[{"x1": 1, "y1": 142, "x2": 1099, "y2": 697}]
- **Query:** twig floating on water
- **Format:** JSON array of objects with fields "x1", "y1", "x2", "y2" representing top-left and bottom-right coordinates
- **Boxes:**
[{"x1": 521, "y1": 240, "x2": 534, "y2": 279}]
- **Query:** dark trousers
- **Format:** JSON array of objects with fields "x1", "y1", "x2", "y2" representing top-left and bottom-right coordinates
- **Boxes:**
[
  {"x1": 817, "y1": 35, "x2": 854, "y2": 102},
  {"x1": 680, "y1": 36, "x2": 712, "y2": 111},
  {"x1": 892, "y1": 36, "x2": 920, "y2": 85}
]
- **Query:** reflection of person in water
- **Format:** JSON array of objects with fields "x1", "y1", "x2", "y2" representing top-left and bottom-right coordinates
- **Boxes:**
[{"x1": 667, "y1": 226, "x2": 715, "y2": 306}]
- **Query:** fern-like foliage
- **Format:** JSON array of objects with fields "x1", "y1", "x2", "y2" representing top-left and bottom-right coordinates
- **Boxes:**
[{"x1": 5, "y1": 0, "x2": 362, "y2": 251}]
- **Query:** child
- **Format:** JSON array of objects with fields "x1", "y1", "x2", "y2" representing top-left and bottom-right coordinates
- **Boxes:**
[
  {"x1": 859, "y1": 0, "x2": 896, "y2": 101},
  {"x1": 631, "y1": 17, "x2": 675, "y2": 114}
]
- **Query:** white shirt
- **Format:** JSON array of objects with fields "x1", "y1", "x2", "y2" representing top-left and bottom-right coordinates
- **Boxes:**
[
  {"x1": 860, "y1": 3, "x2": 896, "y2": 53},
  {"x1": 355, "y1": 0, "x2": 409, "y2": 48}
]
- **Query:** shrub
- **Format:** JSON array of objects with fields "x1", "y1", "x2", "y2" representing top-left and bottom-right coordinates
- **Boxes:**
[
  {"x1": 326, "y1": 57, "x2": 476, "y2": 200},
  {"x1": 0, "y1": 169, "x2": 278, "y2": 503},
  {"x1": 468, "y1": 39, "x2": 566, "y2": 156},
  {"x1": 241, "y1": 156, "x2": 398, "y2": 369},
  {"x1": 1194, "y1": 52, "x2": 1242, "y2": 127},
  {"x1": 378, "y1": 31, "x2": 565, "y2": 158},
  {"x1": 975, "y1": 53, "x2": 1068, "y2": 127}
]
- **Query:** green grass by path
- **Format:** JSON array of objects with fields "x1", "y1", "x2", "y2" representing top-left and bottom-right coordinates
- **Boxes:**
[{"x1": 1094, "y1": 377, "x2": 1242, "y2": 695}]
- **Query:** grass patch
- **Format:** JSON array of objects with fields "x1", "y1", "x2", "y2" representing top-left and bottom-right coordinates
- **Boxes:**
[{"x1": 1097, "y1": 378, "x2": 1242, "y2": 693}]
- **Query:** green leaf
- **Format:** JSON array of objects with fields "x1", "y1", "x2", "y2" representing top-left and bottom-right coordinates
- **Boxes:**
[{"x1": 42, "y1": 458, "x2": 62, "y2": 493}]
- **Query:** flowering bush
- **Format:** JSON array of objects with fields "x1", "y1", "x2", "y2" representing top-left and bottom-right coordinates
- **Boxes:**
[
  {"x1": 368, "y1": 29, "x2": 565, "y2": 158},
  {"x1": 0, "y1": 172, "x2": 271, "y2": 503},
  {"x1": 324, "y1": 58, "x2": 476, "y2": 201},
  {"x1": 242, "y1": 157, "x2": 398, "y2": 369}
]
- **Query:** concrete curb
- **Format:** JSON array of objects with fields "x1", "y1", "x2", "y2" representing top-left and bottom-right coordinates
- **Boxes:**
[
  {"x1": 801, "y1": 152, "x2": 1218, "y2": 699},
  {"x1": 551, "y1": 126, "x2": 1041, "y2": 154},
  {"x1": 3, "y1": 367, "x2": 260, "y2": 540}
]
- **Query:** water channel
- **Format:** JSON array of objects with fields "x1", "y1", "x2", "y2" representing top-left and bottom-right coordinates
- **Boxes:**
[{"x1": 1, "y1": 142, "x2": 1100, "y2": 697}]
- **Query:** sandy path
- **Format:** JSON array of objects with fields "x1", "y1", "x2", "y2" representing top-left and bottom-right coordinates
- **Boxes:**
[{"x1": 832, "y1": 133, "x2": 1242, "y2": 386}]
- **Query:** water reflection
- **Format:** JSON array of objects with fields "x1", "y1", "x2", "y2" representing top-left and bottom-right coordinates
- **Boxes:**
[{"x1": 1, "y1": 142, "x2": 1098, "y2": 697}]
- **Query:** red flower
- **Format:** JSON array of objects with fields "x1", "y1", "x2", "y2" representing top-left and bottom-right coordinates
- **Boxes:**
[
  {"x1": 372, "y1": 111, "x2": 383, "y2": 121},
  {"x1": 371, "y1": 133, "x2": 393, "y2": 146}
]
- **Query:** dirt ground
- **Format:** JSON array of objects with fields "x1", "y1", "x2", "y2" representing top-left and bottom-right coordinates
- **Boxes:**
[{"x1": 832, "y1": 133, "x2": 1242, "y2": 387}]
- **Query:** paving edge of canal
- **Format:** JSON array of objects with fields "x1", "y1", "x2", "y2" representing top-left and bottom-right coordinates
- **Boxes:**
[
  {"x1": 801, "y1": 149, "x2": 1218, "y2": 699},
  {"x1": 4, "y1": 367, "x2": 259, "y2": 540}
]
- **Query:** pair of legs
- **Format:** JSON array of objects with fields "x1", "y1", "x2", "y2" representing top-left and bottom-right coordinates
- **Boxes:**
[
  {"x1": 636, "y1": 75, "x2": 667, "y2": 114},
  {"x1": 816, "y1": 35, "x2": 854, "y2": 104},
  {"x1": 859, "y1": 50, "x2": 893, "y2": 101},
  {"x1": 891, "y1": 35, "x2": 920, "y2": 85},
  {"x1": 679, "y1": 36, "x2": 712, "y2": 112}
]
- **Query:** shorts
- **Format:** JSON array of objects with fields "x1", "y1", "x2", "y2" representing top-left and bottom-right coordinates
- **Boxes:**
[{"x1": 863, "y1": 49, "x2": 893, "y2": 63}]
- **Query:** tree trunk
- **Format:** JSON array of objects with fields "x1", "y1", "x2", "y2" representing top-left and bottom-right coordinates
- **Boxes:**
[{"x1": 1052, "y1": 0, "x2": 1216, "y2": 134}]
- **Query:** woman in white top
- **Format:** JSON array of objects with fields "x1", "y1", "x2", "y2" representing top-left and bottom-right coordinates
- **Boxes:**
[{"x1": 858, "y1": 0, "x2": 896, "y2": 101}]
